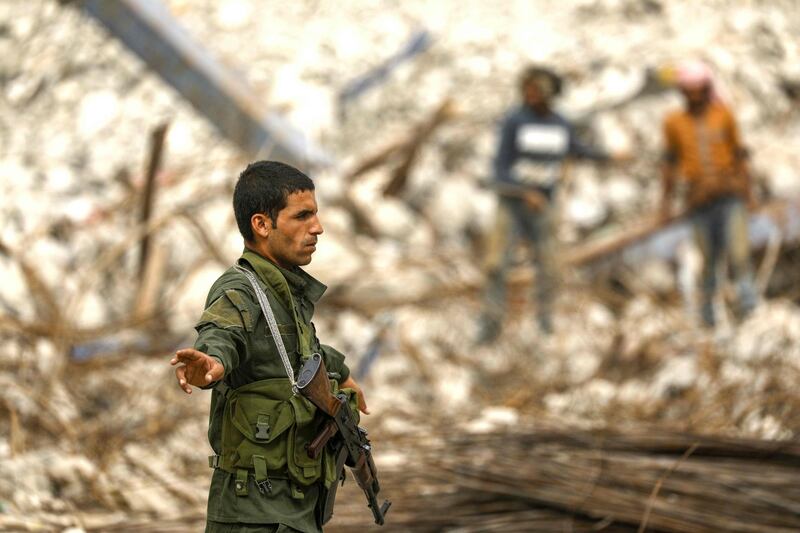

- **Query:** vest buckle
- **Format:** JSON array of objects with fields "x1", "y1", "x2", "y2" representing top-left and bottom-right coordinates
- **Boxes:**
[
  {"x1": 257, "y1": 478, "x2": 273, "y2": 495},
  {"x1": 252, "y1": 454, "x2": 272, "y2": 495},
  {"x1": 255, "y1": 415, "x2": 270, "y2": 440}
]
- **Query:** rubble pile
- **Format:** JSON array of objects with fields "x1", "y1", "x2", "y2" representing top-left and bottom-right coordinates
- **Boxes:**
[{"x1": 1, "y1": 0, "x2": 799, "y2": 530}]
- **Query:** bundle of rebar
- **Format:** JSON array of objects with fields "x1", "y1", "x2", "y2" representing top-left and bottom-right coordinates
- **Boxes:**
[{"x1": 328, "y1": 425, "x2": 800, "y2": 532}]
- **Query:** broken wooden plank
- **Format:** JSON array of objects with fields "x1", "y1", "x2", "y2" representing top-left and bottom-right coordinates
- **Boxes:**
[
  {"x1": 137, "y1": 122, "x2": 168, "y2": 280},
  {"x1": 565, "y1": 197, "x2": 800, "y2": 267},
  {"x1": 383, "y1": 99, "x2": 457, "y2": 197}
]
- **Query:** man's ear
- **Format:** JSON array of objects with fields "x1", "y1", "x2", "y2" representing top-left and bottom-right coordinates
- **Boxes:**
[{"x1": 250, "y1": 213, "x2": 273, "y2": 240}]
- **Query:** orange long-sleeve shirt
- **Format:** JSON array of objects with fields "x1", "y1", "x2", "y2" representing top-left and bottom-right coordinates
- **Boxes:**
[{"x1": 663, "y1": 101, "x2": 749, "y2": 208}]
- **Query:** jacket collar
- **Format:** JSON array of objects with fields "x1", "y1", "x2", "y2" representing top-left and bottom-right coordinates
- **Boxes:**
[{"x1": 239, "y1": 248, "x2": 326, "y2": 305}]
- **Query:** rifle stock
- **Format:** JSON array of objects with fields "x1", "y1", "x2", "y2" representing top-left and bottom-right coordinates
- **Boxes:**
[{"x1": 296, "y1": 353, "x2": 342, "y2": 416}]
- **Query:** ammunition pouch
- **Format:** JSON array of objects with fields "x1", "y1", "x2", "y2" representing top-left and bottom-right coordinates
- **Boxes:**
[
  {"x1": 318, "y1": 442, "x2": 349, "y2": 525},
  {"x1": 218, "y1": 376, "x2": 359, "y2": 496}
]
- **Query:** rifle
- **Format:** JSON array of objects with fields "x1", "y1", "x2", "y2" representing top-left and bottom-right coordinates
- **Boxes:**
[{"x1": 297, "y1": 353, "x2": 392, "y2": 525}]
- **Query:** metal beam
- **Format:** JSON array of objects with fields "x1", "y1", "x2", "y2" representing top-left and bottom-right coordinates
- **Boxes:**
[{"x1": 71, "y1": 0, "x2": 332, "y2": 169}]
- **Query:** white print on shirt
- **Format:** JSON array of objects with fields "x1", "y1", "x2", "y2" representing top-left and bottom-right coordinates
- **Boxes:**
[{"x1": 516, "y1": 124, "x2": 569, "y2": 155}]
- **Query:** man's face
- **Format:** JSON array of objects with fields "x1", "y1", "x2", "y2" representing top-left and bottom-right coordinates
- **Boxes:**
[
  {"x1": 523, "y1": 81, "x2": 547, "y2": 108},
  {"x1": 682, "y1": 85, "x2": 710, "y2": 107},
  {"x1": 263, "y1": 190, "x2": 323, "y2": 268}
]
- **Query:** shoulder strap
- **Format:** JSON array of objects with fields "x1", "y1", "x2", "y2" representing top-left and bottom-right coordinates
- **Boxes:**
[
  {"x1": 234, "y1": 260, "x2": 312, "y2": 356},
  {"x1": 234, "y1": 265, "x2": 298, "y2": 394}
]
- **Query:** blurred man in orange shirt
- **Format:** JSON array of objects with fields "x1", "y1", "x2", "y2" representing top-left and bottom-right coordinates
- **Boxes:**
[{"x1": 661, "y1": 60, "x2": 757, "y2": 327}]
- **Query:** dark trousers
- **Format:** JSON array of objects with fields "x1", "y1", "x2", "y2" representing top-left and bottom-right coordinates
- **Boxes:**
[
  {"x1": 691, "y1": 195, "x2": 757, "y2": 325},
  {"x1": 479, "y1": 198, "x2": 556, "y2": 339}
]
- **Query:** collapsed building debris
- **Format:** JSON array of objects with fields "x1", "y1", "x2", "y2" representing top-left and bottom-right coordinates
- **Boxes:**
[{"x1": 1, "y1": 0, "x2": 799, "y2": 530}]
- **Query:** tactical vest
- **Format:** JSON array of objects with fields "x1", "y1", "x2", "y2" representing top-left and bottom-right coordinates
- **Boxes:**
[{"x1": 211, "y1": 266, "x2": 358, "y2": 498}]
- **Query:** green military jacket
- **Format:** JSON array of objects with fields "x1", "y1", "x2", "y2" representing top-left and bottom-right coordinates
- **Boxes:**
[{"x1": 194, "y1": 249, "x2": 350, "y2": 532}]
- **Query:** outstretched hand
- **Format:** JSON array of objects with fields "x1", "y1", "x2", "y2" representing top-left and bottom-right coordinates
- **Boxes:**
[
  {"x1": 340, "y1": 375, "x2": 370, "y2": 415},
  {"x1": 170, "y1": 348, "x2": 224, "y2": 394}
]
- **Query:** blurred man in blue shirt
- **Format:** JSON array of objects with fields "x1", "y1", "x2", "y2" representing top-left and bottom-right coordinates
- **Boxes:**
[{"x1": 477, "y1": 65, "x2": 619, "y2": 343}]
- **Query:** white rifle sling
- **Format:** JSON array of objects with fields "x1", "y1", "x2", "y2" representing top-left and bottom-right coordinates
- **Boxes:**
[{"x1": 235, "y1": 265, "x2": 298, "y2": 393}]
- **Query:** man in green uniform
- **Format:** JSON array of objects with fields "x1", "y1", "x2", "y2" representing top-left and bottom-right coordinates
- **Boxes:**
[{"x1": 170, "y1": 160, "x2": 369, "y2": 532}]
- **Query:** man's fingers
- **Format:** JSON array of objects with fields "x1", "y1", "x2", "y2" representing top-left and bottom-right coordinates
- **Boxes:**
[
  {"x1": 174, "y1": 365, "x2": 192, "y2": 394},
  {"x1": 339, "y1": 376, "x2": 370, "y2": 414},
  {"x1": 175, "y1": 348, "x2": 203, "y2": 362},
  {"x1": 358, "y1": 392, "x2": 370, "y2": 415},
  {"x1": 205, "y1": 361, "x2": 224, "y2": 384},
  {"x1": 171, "y1": 349, "x2": 218, "y2": 393}
]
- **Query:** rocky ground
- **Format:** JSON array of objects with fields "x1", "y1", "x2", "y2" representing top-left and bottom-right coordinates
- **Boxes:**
[{"x1": 1, "y1": 0, "x2": 799, "y2": 530}]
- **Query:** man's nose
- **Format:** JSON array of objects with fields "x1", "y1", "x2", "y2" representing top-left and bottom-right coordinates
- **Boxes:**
[{"x1": 309, "y1": 215, "x2": 323, "y2": 235}]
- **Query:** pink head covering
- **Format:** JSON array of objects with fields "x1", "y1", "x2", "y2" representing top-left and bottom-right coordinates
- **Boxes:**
[{"x1": 676, "y1": 60, "x2": 714, "y2": 90}]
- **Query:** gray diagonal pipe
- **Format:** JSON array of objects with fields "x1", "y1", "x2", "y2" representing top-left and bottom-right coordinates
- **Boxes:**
[{"x1": 70, "y1": 0, "x2": 332, "y2": 170}]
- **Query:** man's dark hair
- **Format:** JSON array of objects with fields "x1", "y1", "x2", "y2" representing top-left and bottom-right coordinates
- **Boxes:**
[
  {"x1": 519, "y1": 65, "x2": 563, "y2": 98},
  {"x1": 233, "y1": 160, "x2": 314, "y2": 241}
]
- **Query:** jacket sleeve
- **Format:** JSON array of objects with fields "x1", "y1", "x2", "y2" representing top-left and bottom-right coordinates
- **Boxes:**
[
  {"x1": 193, "y1": 290, "x2": 250, "y2": 377},
  {"x1": 493, "y1": 114, "x2": 518, "y2": 185},
  {"x1": 567, "y1": 122, "x2": 609, "y2": 161},
  {"x1": 320, "y1": 344, "x2": 350, "y2": 382}
]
